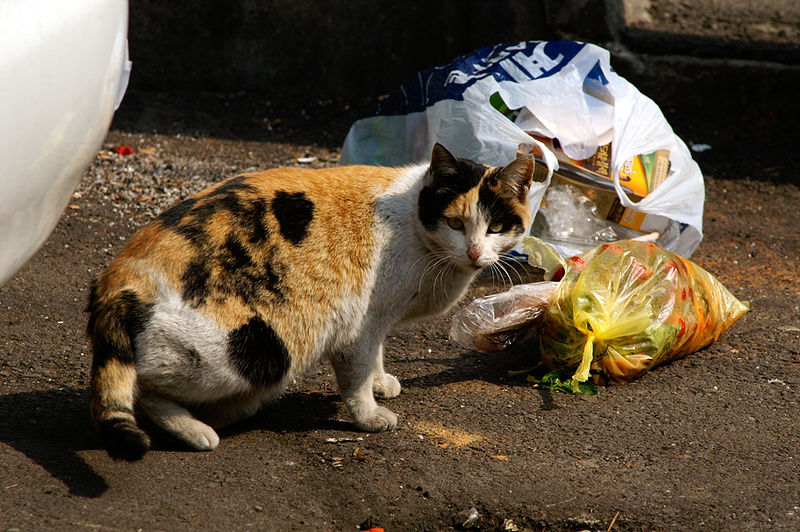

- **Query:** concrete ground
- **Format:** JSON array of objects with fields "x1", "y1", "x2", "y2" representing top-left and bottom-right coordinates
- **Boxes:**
[{"x1": 1, "y1": 1, "x2": 799, "y2": 530}]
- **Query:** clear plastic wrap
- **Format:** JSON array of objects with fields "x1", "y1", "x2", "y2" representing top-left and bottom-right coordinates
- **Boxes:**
[{"x1": 450, "y1": 282, "x2": 560, "y2": 352}]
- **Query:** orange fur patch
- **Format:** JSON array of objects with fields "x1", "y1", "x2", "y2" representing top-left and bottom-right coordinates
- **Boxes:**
[
  {"x1": 92, "y1": 165, "x2": 402, "y2": 356},
  {"x1": 91, "y1": 358, "x2": 138, "y2": 418}
]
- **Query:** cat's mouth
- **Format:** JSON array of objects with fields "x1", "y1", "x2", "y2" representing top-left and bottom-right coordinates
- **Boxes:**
[
  {"x1": 464, "y1": 255, "x2": 492, "y2": 270},
  {"x1": 449, "y1": 254, "x2": 483, "y2": 271}
]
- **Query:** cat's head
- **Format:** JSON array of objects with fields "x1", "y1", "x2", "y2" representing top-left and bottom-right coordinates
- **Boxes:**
[{"x1": 418, "y1": 143, "x2": 534, "y2": 270}]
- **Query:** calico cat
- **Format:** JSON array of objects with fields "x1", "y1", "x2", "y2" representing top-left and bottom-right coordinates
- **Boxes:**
[{"x1": 87, "y1": 143, "x2": 534, "y2": 461}]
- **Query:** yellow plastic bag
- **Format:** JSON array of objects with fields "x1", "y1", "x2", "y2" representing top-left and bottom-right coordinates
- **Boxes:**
[{"x1": 532, "y1": 240, "x2": 749, "y2": 391}]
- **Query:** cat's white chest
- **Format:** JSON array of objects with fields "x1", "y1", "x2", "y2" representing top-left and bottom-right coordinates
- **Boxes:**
[
  {"x1": 369, "y1": 233, "x2": 475, "y2": 327},
  {"x1": 403, "y1": 256, "x2": 475, "y2": 324},
  {"x1": 369, "y1": 169, "x2": 477, "y2": 326}
]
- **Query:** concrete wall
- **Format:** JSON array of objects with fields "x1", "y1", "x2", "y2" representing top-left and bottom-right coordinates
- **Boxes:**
[
  {"x1": 127, "y1": 0, "x2": 565, "y2": 99},
  {"x1": 126, "y1": 0, "x2": 799, "y2": 114}
]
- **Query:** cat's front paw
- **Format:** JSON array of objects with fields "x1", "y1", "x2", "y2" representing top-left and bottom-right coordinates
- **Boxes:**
[
  {"x1": 181, "y1": 424, "x2": 220, "y2": 451},
  {"x1": 354, "y1": 406, "x2": 398, "y2": 432},
  {"x1": 373, "y1": 373, "x2": 401, "y2": 399}
]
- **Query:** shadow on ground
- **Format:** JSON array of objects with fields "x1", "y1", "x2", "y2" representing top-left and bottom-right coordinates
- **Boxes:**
[{"x1": 0, "y1": 388, "x2": 109, "y2": 497}]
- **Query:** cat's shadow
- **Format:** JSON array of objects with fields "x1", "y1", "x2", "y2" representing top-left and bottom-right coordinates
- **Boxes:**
[
  {"x1": 0, "y1": 386, "x2": 348, "y2": 499},
  {"x1": 0, "y1": 337, "x2": 551, "y2": 500},
  {"x1": 221, "y1": 391, "x2": 348, "y2": 437},
  {"x1": 0, "y1": 387, "x2": 111, "y2": 498},
  {"x1": 397, "y1": 339, "x2": 563, "y2": 411}
]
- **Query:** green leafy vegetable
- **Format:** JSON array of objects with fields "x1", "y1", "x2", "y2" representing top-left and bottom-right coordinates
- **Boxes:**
[{"x1": 528, "y1": 370, "x2": 600, "y2": 396}]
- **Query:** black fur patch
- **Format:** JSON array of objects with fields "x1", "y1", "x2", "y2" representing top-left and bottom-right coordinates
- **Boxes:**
[
  {"x1": 220, "y1": 252, "x2": 286, "y2": 307},
  {"x1": 430, "y1": 157, "x2": 486, "y2": 193},
  {"x1": 87, "y1": 287, "x2": 153, "y2": 365},
  {"x1": 206, "y1": 175, "x2": 254, "y2": 195},
  {"x1": 257, "y1": 249, "x2": 286, "y2": 301},
  {"x1": 244, "y1": 199, "x2": 269, "y2": 244},
  {"x1": 418, "y1": 187, "x2": 455, "y2": 231},
  {"x1": 86, "y1": 278, "x2": 100, "y2": 316},
  {"x1": 478, "y1": 186, "x2": 525, "y2": 235},
  {"x1": 221, "y1": 233, "x2": 253, "y2": 270},
  {"x1": 228, "y1": 317, "x2": 291, "y2": 387},
  {"x1": 181, "y1": 242, "x2": 287, "y2": 308},
  {"x1": 182, "y1": 258, "x2": 212, "y2": 304},
  {"x1": 418, "y1": 158, "x2": 487, "y2": 231},
  {"x1": 161, "y1": 176, "x2": 283, "y2": 307},
  {"x1": 156, "y1": 197, "x2": 198, "y2": 230},
  {"x1": 98, "y1": 416, "x2": 151, "y2": 461},
  {"x1": 159, "y1": 176, "x2": 265, "y2": 248},
  {"x1": 272, "y1": 191, "x2": 314, "y2": 245}
]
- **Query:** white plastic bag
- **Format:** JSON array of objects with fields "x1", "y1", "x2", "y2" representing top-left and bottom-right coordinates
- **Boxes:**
[{"x1": 341, "y1": 41, "x2": 704, "y2": 258}]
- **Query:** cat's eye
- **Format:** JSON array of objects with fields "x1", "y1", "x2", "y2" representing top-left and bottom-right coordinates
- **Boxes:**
[
  {"x1": 446, "y1": 217, "x2": 464, "y2": 230},
  {"x1": 488, "y1": 221, "x2": 504, "y2": 233}
]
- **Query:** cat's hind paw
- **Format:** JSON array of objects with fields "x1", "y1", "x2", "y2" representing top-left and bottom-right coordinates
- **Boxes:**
[
  {"x1": 139, "y1": 395, "x2": 221, "y2": 451},
  {"x1": 373, "y1": 373, "x2": 401, "y2": 399},
  {"x1": 163, "y1": 417, "x2": 220, "y2": 451},
  {"x1": 353, "y1": 406, "x2": 398, "y2": 432}
]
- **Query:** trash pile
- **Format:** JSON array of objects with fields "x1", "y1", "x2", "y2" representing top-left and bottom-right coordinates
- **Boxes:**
[
  {"x1": 450, "y1": 238, "x2": 749, "y2": 392},
  {"x1": 342, "y1": 40, "x2": 705, "y2": 259},
  {"x1": 341, "y1": 41, "x2": 744, "y2": 390}
]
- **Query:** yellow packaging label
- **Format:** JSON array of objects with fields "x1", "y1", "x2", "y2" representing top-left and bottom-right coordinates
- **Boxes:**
[
  {"x1": 618, "y1": 149, "x2": 671, "y2": 197},
  {"x1": 619, "y1": 208, "x2": 647, "y2": 231},
  {"x1": 526, "y1": 135, "x2": 670, "y2": 198},
  {"x1": 520, "y1": 140, "x2": 672, "y2": 235}
]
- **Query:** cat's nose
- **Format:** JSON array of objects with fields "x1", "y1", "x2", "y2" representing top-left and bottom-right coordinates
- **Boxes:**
[{"x1": 467, "y1": 247, "x2": 482, "y2": 262}]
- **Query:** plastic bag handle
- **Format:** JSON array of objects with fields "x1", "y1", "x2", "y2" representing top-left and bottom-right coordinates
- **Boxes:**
[{"x1": 572, "y1": 333, "x2": 595, "y2": 392}]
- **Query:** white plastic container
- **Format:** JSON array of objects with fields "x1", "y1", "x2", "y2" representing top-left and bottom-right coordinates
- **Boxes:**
[{"x1": 0, "y1": 0, "x2": 130, "y2": 286}]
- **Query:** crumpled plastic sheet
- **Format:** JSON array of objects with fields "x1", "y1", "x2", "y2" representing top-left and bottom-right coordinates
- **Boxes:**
[{"x1": 450, "y1": 281, "x2": 560, "y2": 352}]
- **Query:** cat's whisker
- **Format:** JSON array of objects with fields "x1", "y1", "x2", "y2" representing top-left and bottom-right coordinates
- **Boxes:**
[
  {"x1": 408, "y1": 250, "x2": 438, "y2": 285},
  {"x1": 498, "y1": 256, "x2": 526, "y2": 286},
  {"x1": 422, "y1": 262, "x2": 441, "y2": 293},
  {"x1": 503, "y1": 262, "x2": 518, "y2": 288},
  {"x1": 487, "y1": 261, "x2": 502, "y2": 289},
  {"x1": 489, "y1": 261, "x2": 513, "y2": 291},
  {"x1": 431, "y1": 255, "x2": 457, "y2": 294},
  {"x1": 484, "y1": 261, "x2": 503, "y2": 290},
  {"x1": 431, "y1": 251, "x2": 460, "y2": 292},
  {"x1": 491, "y1": 262, "x2": 505, "y2": 290},
  {"x1": 417, "y1": 250, "x2": 451, "y2": 294},
  {"x1": 441, "y1": 262, "x2": 458, "y2": 290}
]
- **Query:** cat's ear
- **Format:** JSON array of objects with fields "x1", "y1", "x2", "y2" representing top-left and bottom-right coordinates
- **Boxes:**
[
  {"x1": 428, "y1": 143, "x2": 460, "y2": 184},
  {"x1": 495, "y1": 154, "x2": 535, "y2": 201}
]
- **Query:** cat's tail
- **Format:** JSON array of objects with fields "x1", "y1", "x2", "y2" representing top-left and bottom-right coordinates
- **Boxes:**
[{"x1": 86, "y1": 281, "x2": 151, "y2": 461}]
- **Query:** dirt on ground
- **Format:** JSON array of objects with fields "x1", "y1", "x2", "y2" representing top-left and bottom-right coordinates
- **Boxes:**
[
  {"x1": 2, "y1": 4, "x2": 800, "y2": 531},
  {"x1": 628, "y1": 0, "x2": 800, "y2": 45}
]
